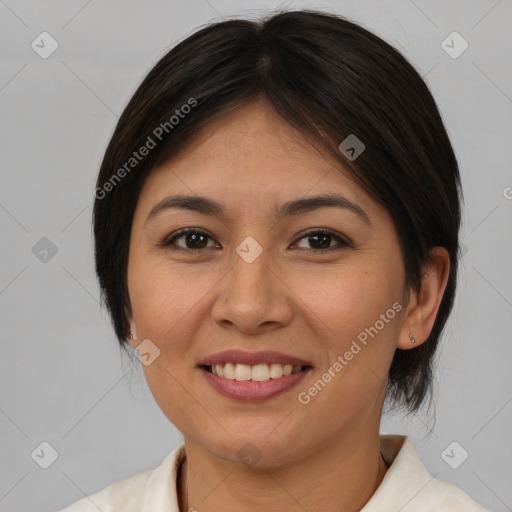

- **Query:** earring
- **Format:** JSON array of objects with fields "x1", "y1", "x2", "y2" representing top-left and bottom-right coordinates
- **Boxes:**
[
  {"x1": 130, "y1": 331, "x2": 138, "y2": 340},
  {"x1": 409, "y1": 332, "x2": 416, "y2": 344}
]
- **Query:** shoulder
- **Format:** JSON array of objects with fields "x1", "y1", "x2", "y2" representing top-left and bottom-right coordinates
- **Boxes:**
[
  {"x1": 423, "y1": 477, "x2": 491, "y2": 511},
  {"x1": 366, "y1": 435, "x2": 491, "y2": 512},
  {"x1": 53, "y1": 446, "x2": 184, "y2": 512},
  {"x1": 53, "y1": 469, "x2": 151, "y2": 512}
]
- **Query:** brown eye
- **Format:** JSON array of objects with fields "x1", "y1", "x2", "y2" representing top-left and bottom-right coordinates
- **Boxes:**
[
  {"x1": 158, "y1": 228, "x2": 351, "y2": 254},
  {"x1": 159, "y1": 229, "x2": 218, "y2": 251},
  {"x1": 291, "y1": 229, "x2": 352, "y2": 253}
]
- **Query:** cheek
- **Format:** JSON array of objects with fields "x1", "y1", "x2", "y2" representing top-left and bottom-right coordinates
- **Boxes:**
[
  {"x1": 129, "y1": 258, "x2": 217, "y2": 349},
  {"x1": 141, "y1": 361, "x2": 211, "y2": 439},
  {"x1": 296, "y1": 258, "x2": 403, "y2": 400},
  {"x1": 129, "y1": 260, "x2": 211, "y2": 429},
  {"x1": 300, "y1": 257, "x2": 402, "y2": 342}
]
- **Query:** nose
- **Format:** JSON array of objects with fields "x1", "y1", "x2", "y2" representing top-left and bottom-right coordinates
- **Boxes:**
[{"x1": 210, "y1": 239, "x2": 293, "y2": 335}]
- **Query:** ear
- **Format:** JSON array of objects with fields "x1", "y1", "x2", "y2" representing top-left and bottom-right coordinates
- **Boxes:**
[
  {"x1": 124, "y1": 304, "x2": 138, "y2": 349},
  {"x1": 397, "y1": 247, "x2": 451, "y2": 350},
  {"x1": 127, "y1": 316, "x2": 138, "y2": 349}
]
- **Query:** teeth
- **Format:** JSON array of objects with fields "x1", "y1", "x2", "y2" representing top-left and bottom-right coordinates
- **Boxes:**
[
  {"x1": 234, "y1": 364, "x2": 252, "y2": 381},
  {"x1": 208, "y1": 363, "x2": 304, "y2": 381},
  {"x1": 252, "y1": 364, "x2": 269, "y2": 381},
  {"x1": 223, "y1": 363, "x2": 235, "y2": 380},
  {"x1": 269, "y1": 363, "x2": 283, "y2": 379}
]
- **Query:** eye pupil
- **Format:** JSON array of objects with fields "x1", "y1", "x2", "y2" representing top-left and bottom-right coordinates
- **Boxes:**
[
  {"x1": 187, "y1": 232, "x2": 208, "y2": 248},
  {"x1": 310, "y1": 233, "x2": 331, "y2": 249},
  {"x1": 162, "y1": 228, "x2": 348, "y2": 254}
]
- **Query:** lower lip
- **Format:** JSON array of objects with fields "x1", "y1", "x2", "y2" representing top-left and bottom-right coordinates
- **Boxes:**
[{"x1": 200, "y1": 367, "x2": 310, "y2": 401}]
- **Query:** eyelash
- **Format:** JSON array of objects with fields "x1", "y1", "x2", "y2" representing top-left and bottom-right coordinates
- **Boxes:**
[{"x1": 157, "y1": 227, "x2": 353, "y2": 254}]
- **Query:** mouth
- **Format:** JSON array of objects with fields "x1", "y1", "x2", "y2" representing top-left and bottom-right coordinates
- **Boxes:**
[
  {"x1": 201, "y1": 362, "x2": 310, "y2": 381},
  {"x1": 197, "y1": 350, "x2": 313, "y2": 401}
]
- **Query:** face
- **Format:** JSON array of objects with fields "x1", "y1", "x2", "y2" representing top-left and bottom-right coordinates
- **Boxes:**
[{"x1": 127, "y1": 96, "x2": 408, "y2": 467}]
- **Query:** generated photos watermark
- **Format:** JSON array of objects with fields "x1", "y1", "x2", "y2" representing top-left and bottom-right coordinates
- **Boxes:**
[
  {"x1": 94, "y1": 97, "x2": 198, "y2": 200},
  {"x1": 297, "y1": 301, "x2": 403, "y2": 405}
]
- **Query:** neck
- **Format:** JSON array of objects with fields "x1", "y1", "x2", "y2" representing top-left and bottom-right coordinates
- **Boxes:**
[{"x1": 177, "y1": 430, "x2": 388, "y2": 512}]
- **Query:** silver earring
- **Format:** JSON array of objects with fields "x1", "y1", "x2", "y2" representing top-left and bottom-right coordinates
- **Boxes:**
[
  {"x1": 409, "y1": 333, "x2": 416, "y2": 344},
  {"x1": 130, "y1": 331, "x2": 138, "y2": 340}
]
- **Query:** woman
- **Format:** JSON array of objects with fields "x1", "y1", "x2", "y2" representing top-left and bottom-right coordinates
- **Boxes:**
[{"x1": 58, "y1": 9, "x2": 490, "y2": 511}]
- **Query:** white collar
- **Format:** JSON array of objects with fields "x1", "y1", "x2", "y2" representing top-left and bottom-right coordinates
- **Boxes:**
[{"x1": 136, "y1": 435, "x2": 488, "y2": 511}]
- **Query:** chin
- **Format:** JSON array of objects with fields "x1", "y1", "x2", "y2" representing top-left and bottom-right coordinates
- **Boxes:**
[{"x1": 199, "y1": 424, "x2": 307, "y2": 469}]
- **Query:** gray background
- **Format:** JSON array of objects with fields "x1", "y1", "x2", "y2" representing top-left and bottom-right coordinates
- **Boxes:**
[{"x1": 1, "y1": 0, "x2": 511, "y2": 511}]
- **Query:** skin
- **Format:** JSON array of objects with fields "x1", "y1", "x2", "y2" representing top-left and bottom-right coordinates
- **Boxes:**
[{"x1": 126, "y1": 95, "x2": 450, "y2": 512}]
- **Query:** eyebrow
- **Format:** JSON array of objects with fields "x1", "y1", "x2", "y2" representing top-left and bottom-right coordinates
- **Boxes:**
[{"x1": 145, "y1": 193, "x2": 371, "y2": 226}]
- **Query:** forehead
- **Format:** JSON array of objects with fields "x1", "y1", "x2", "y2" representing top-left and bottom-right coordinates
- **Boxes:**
[{"x1": 135, "y1": 96, "x2": 375, "y2": 220}]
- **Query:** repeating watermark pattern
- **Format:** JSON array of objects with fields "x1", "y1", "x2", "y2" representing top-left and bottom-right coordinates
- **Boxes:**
[
  {"x1": 133, "y1": 338, "x2": 161, "y2": 366},
  {"x1": 338, "y1": 134, "x2": 365, "y2": 161},
  {"x1": 31, "y1": 236, "x2": 58, "y2": 263},
  {"x1": 441, "y1": 31, "x2": 469, "y2": 59},
  {"x1": 236, "y1": 236, "x2": 263, "y2": 263},
  {"x1": 298, "y1": 302, "x2": 403, "y2": 405},
  {"x1": 441, "y1": 441, "x2": 469, "y2": 469},
  {"x1": 152, "y1": 97, "x2": 198, "y2": 139},
  {"x1": 31, "y1": 31, "x2": 59, "y2": 59},
  {"x1": 31, "y1": 441, "x2": 59, "y2": 469},
  {"x1": 459, "y1": 241, "x2": 468, "y2": 258},
  {"x1": 236, "y1": 442, "x2": 263, "y2": 467},
  {"x1": 94, "y1": 98, "x2": 198, "y2": 200},
  {"x1": 0, "y1": 2, "x2": 507, "y2": 510}
]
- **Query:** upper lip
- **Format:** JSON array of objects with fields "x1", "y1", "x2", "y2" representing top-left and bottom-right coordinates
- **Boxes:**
[{"x1": 197, "y1": 350, "x2": 312, "y2": 367}]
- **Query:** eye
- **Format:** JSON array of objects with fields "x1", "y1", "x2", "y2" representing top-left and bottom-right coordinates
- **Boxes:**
[
  {"x1": 158, "y1": 228, "x2": 219, "y2": 251},
  {"x1": 158, "y1": 227, "x2": 352, "y2": 254},
  {"x1": 291, "y1": 229, "x2": 352, "y2": 253}
]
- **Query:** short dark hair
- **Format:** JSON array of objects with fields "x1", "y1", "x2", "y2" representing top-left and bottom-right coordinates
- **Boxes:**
[{"x1": 93, "y1": 9, "x2": 462, "y2": 415}]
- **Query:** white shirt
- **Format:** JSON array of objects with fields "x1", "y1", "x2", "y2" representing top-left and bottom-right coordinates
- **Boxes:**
[{"x1": 55, "y1": 435, "x2": 490, "y2": 511}]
